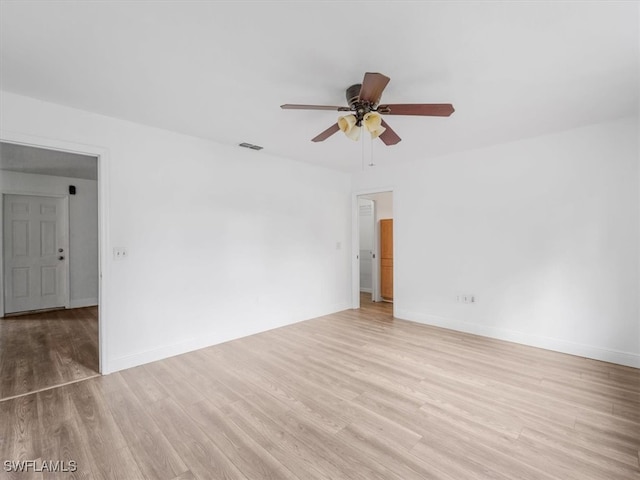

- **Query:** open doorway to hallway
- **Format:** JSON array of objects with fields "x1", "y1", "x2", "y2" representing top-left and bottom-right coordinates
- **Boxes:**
[
  {"x1": 0, "y1": 142, "x2": 100, "y2": 400},
  {"x1": 354, "y1": 190, "x2": 393, "y2": 309}
]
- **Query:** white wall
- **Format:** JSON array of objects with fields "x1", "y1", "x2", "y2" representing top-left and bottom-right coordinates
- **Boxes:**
[
  {"x1": 0, "y1": 91, "x2": 352, "y2": 373},
  {"x1": 0, "y1": 171, "x2": 99, "y2": 308},
  {"x1": 353, "y1": 116, "x2": 640, "y2": 367}
]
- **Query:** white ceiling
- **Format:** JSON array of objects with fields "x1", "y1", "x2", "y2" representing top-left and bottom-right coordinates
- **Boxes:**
[
  {"x1": 1, "y1": 1, "x2": 637, "y2": 172},
  {"x1": 0, "y1": 142, "x2": 98, "y2": 180}
]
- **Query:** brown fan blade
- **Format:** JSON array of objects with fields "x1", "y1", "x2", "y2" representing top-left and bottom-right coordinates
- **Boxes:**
[
  {"x1": 311, "y1": 123, "x2": 340, "y2": 142},
  {"x1": 281, "y1": 104, "x2": 351, "y2": 111},
  {"x1": 378, "y1": 104, "x2": 455, "y2": 116},
  {"x1": 379, "y1": 119, "x2": 401, "y2": 146},
  {"x1": 358, "y1": 73, "x2": 390, "y2": 105}
]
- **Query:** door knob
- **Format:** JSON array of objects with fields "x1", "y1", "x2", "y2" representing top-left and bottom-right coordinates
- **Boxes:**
[
  {"x1": 58, "y1": 248, "x2": 64, "y2": 253},
  {"x1": 58, "y1": 256, "x2": 65, "y2": 261}
]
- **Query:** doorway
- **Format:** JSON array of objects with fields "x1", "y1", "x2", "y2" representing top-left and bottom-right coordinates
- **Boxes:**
[
  {"x1": 352, "y1": 190, "x2": 393, "y2": 309},
  {"x1": 0, "y1": 140, "x2": 103, "y2": 399}
]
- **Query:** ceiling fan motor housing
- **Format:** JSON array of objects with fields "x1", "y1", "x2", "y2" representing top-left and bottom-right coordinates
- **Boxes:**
[
  {"x1": 346, "y1": 84, "x2": 362, "y2": 107},
  {"x1": 346, "y1": 83, "x2": 376, "y2": 125}
]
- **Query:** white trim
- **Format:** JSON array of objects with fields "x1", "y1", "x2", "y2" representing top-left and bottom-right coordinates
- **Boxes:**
[
  {"x1": 69, "y1": 297, "x2": 98, "y2": 309},
  {"x1": 0, "y1": 130, "x2": 110, "y2": 374},
  {"x1": 62, "y1": 195, "x2": 71, "y2": 309},
  {"x1": 351, "y1": 194, "x2": 360, "y2": 309},
  {"x1": 395, "y1": 308, "x2": 640, "y2": 369}
]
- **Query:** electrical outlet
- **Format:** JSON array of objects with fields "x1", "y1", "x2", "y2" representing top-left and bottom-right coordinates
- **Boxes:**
[
  {"x1": 113, "y1": 247, "x2": 128, "y2": 260},
  {"x1": 456, "y1": 294, "x2": 476, "y2": 304}
]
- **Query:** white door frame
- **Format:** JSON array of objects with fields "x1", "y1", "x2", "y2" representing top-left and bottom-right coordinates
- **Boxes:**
[
  {"x1": 352, "y1": 187, "x2": 394, "y2": 311},
  {"x1": 2, "y1": 193, "x2": 71, "y2": 312},
  {"x1": 0, "y1": 130, "x2": 110, "y2": 374}
]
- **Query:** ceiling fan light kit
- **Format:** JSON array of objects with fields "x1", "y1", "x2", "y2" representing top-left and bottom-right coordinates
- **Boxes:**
[
  {"x1": 338, "y1": 114, "x2": 360, "y2": 140},
  {"x1": 337, "y1": 112, "x2": 386, "y2": 141},
  {"x1": 281, "y1": 72, "x2": 454, "y2": 146},
  {"x1": 362, "y1": 112, "x2": 386, "y2": 139}
]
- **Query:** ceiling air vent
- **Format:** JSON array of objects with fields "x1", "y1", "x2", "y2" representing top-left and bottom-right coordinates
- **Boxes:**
[{"x1": 238, "y1": 142, "x2": 263, "y2": 151}]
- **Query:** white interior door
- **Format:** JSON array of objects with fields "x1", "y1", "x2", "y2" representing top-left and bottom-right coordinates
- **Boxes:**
[{"x1": 3, "y1": 194, "x2": 68, "y2": 314}]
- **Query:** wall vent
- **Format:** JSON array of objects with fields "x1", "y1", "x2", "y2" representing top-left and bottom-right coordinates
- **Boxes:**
[
  {"x1": 359, "y1": 204, "x2": 373, "y2": 216},
  {"x1": 239, "y1": 142, "x2": 263, "y2": 151}
]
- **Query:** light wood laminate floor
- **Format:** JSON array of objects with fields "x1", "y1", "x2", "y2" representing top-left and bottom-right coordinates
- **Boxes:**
[
  {"x1": 0, "y1": 307, "x2": 99, "y2": 401},
  {"x1": 1, "y1": 297, "x2": 638, "y2": 479}
]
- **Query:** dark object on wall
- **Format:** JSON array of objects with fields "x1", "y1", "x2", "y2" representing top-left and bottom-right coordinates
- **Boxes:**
[{"x1": 69, "y1": 185, "x2": 76, "y2": 195}]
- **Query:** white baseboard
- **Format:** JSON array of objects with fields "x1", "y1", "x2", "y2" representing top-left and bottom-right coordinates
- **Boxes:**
[
  {"x1": 69, "y1": 297, "x2": 98, "y2": 308},
  {"x1": 395, "y1": 308, "x2": 640, "y2": 369},
  {"x1": 104, "y1": 301, "x2": 352, "y2": 374},
  {"x1": 105, "y1": 333, "x2": 232, "y2": 374},
  {"x1": 360, "y1": 288, "x2": 372, "y2": 293}
]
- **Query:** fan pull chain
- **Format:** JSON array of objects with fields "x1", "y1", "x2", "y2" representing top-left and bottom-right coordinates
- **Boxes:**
[{"x1": 361, "y1": 132, "x2": 376, "y2": 169}]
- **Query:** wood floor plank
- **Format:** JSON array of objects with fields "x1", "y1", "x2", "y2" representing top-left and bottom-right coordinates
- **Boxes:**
[
  {"x1": 411, "y1": 434, "x2": 552, "y2": 480},
  {"x1": 225, "y1": 398, "x2": 330, "y2": 480},
  {"x1": 511, "y1": 431, "x2": 638, "y2": 480},
  {"x1": 0, "y1": 394, "x2": 42, "y2": 466},
  {"x1": 68, "y1": 379, "x2": 145, "y2": 480},
  {"x1": 575, "y1": 408, "x2": 640, "y2": 449},
  {"x1": 284, "y1": 360, "x2": 364, "y2": 401},
  {"x1": 118, "y1": 364, "x2": 168, "y2": 406},
  {"x1": 279, "y1": 408, "x2": 407, "y2": 480},
  {"x1": 414, "y1": 408, "x2": 561, "y2": 480},
  {"x1": 334, "y1": 421, "x2": 452, "y2": 480},
  {"x1": 142, "y1": 360, "x2": 206, "y2": 408},
  {"x1": 36, "y1": 386, "x2": 76, "y2": 439},
  {"x1": 418, "y1": 371, "x2": 579, "y2": 431},
  {"x1": 146, "y1": 397, "x2": 249, "y2": 480},
  {"x1": 184, "y1": 399, "x2": 300, "y2": 480},
  {"x1": 99, "y1": 373, "x2": 188, "y2": 480},
  {"x1": 519, "y1": 426, "x2": 640, "y2": 479},
  {"x1": 40, "y1": 420, "x2": 96, "y2": 480},
  {"x1": 170, "y1": 472, "x2": 196, "y2": 480},
  {"x1": 230, "y1": 394, "x2": 403, "y2": 480},
  {"x1": 614, "y1": 401, "x2": 640, "y2": 423},
  {"x1": 238, "y1": 367, "x2": 354, "y2": 435},
  {"x1": 36, "y1": 385, "x2": 95, "y2": 480},
  {"x1": 340, "y1": 400, "x2": 422, "y2": 451}
]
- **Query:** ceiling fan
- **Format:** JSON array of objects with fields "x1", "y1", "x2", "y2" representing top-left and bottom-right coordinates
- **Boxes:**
[{"x1": 281, "y1": 72, "x2": 454, "y2": 145}]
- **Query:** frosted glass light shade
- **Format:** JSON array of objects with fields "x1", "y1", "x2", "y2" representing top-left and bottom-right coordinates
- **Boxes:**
[
  {"x1": 363, "y1": 112, "x2": 386, "y2": 138},
  {"x1": 338, "y1": 114, "x2": 361, "y2": 141}
]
